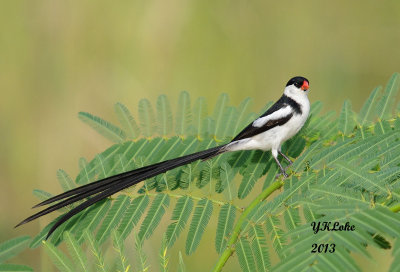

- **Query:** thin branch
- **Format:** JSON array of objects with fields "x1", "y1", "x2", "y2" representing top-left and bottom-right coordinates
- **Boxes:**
[{"x1": 212, "y1": 179, "x2": 284, "y2": 272}]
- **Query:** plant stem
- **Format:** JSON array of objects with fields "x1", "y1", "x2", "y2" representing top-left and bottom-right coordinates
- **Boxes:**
[{"x1": 212, "y1": 179, "x2": 284, "y2": 272}]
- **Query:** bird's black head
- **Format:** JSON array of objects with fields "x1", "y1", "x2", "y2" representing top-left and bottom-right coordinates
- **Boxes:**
[{"x1": 286, "y1": 76, "x2": 309, "y2": 91}]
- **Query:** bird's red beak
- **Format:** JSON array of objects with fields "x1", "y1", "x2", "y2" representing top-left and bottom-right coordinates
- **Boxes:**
[{"x1": 301, "y1": 81, "x2": 309, "y2": 91}]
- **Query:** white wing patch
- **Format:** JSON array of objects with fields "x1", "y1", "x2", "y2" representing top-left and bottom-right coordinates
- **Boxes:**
[{"x1": 252, "y1": 106, "x2": 292, "y2": 127}]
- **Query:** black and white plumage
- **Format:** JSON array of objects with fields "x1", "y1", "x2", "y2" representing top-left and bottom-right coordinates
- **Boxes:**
[{"x1": 16, "y1": 76, "x2": 310, "y2": 238}]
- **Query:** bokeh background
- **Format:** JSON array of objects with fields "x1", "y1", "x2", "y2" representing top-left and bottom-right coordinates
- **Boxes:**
[{"x1": 1, "y1": 0, "x2": 400, "y2": 271}]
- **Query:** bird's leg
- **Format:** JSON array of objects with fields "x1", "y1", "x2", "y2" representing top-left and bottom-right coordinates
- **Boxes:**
[
  {"x1": 272, "y1": 150, "x2": 288, "y2": 178},
  {"x1": 278, "y1": 151, "x2": 293, "y2": 167}
]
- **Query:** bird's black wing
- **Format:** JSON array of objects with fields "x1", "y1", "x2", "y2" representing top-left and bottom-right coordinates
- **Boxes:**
[{"x1": 231, "y1": 95, "x2": 298, "y2": 141}]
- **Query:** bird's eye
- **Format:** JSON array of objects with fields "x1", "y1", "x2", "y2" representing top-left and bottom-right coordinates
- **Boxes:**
[{"x1": 294, "y1": 82, "x2": 302, "y2": 88}]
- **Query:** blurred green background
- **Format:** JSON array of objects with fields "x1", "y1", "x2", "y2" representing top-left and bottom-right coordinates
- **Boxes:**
[{"x1": 1, "y1": 0, "x2": 399, "y2": 271}]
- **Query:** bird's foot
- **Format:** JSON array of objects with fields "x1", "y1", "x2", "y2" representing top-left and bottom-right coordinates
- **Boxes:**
[{"x1": 275, "y1": 171, "x2": 289, "y2": 179}]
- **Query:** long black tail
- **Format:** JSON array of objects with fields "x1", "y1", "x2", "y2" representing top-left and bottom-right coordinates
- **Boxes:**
[{"x1": 16, "y1": 144, "x2": 226, "y2": 238}]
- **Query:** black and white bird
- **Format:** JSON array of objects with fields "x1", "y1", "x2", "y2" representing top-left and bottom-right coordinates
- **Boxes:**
[{"x1": 16, "y1": 76, "x2": 310, "y2": 238}]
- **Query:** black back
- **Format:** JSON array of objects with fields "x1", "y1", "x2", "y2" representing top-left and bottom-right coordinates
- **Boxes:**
[{"x1": 232, "y1": 94, "x2": 301, "y2": 141}]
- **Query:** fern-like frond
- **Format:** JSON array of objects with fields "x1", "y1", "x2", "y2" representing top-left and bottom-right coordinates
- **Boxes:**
[
  {"x1": 114, "y1": 102, "x2": 140, "y2": 140},
  {"x1": 390, "y1": 239, "x2": 400, "y2": 272},
  {"x1": 0, "y1": 264, "x2": 33, "y2": 271},
  {"x1": 96, "y1": 195, "x2": 131, "y2": 244},
  {"x1": 43, "y1": 241, "x2": 75, "y2": 272},
  {"x1": 117, "y1": 195, "x2": 150, "y2": 241},
  {"x1": 249, "y1": 224, "x2": 270, "y2": 272},
  {"x1": 84, "y1": 231, "x2": 107, "y2": 272},
  {"x1": 112, "y1": 231, "x2": 130, "y2": 272},
  {"x1": 238, "y1": 151, "x2": 270, "y2": 199},
  {"x1": 78, "y1": 112, "x2": 126, "y2": 143},
  {"x1": 75, "y1": 200, "x2": 111, "y2": 242},
  {"x1": 338, "y1": 99, "x2": 355, "y2": 136},
  {"x1": 166, "y1": 196, "x2": 194, "y2": 248},
  {"x1": 175, "y1": 91, "x2": 192, "y2": 137},
  {"x1": 32, "y1": 189, "x2": 53, "y2": 202},
  {"x1": 376, "y1": 72, "x2": 400, "y2": 120},
  {"x1": 217, "y1": 163, "x2": 237, "y2": 200},
  {"x1": 138, "y1": 194, "x2": 170, "y2": 241},
  {"x1": 0, "y1": 236, "x2": 31, "y2": 263},
  {"x1": 215, "y1": 203, "x2": 236, "y2": 254},
  {"x1": 178, "y1": 251, "x2": 186, "y2": 272},
  {"x1": 157, "y1": 95, "x2": 173, "y2": 136},
  {"x1": 232, "y1": 97, "x2": 253, "y2": 135},
  {"x1": 192, "y1": 97, "x2": 208, "y2": 140},
  {"x1": 235, "y1": 236, "x2": 256, "y2": 272},
  {"x1": 57, "y1": 169, "x2": 75, "y2": 191},
  {"x1": 358, "y1": 86, "x2": 381, "y2": 126},
  {"x1": 283, "y1": 207, "x2": 301, "y2": 231},
  {"x1": 211, "y1": 93, "x2": 229, "y2": 140},
  {"x1": 185, "y1": 198, "x2": 213, "y2": 255},
  {"x1": 76, "y1": 157, "x2": 94, "y2": 185},
  {"x1": 138, "y1": 98, "x2": 157, "y2": 138},
  {"x1": 134, "y1": 232, "x2": 149, "y2": 272},
  {"x1": 159, "y1": 236, "x2": 169, "y2": 272},
  {"x1": 266, "y1": 215, "x2": 286, "y2": 259},
  {"x1": 63, "y1": 232, "x2": 88, "y2": 272}
]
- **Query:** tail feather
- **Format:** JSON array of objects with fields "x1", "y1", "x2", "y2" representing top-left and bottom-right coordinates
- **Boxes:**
[
  {"x1": 17, "y1": 145, "x2": 226, "y2": 238},
  {"x1": 32, "y1": 161, "x2": 166, "y2": 208}
]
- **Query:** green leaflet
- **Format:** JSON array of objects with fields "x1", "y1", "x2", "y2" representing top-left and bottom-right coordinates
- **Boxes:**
[
  {"x1": 211, "y1": 93, "x2": 229, "y2": 140},
  {"x1": 186, "y1": 198, "x2": 213, "y2": 255},
  {"x1": 56, "y1": 169, "x2": 75, "y2": 191},
  {"x1": 338, "y1": 99, "x2": 355, "y2": 135},
  {"x1": 117, "y1": 195, "x2": 150, "y2": 241},
  {"x1": 192, "y1": 97, "x2": 208, "y2": 140},
  {"x1": 96, "y1": 195, "x2": 131, "y2": 244},
  {"x1": 377, "y1": 73, "x2": 400, "y2": 120},
  {"x1": 134, "y1": 232, "x2": 149, "y2": 272},
  {"x1": 217, "y1": 163, "x2": 237, "y2": 200},
  {"x1": 358, "y1": 86, "x2": 381, "y2": 126},
  {"x1": 112, "y1": 231, "x2": 130, "y2": 272},
  {"x1": 43, "y1": 241, "x2": 75, "y2": 272},
  {"x1": 236, "y1": 237, "x2": 256, "y2": 272},
  {"x1": 175, "y1": 91, "x2": 192, "y2": 136},
  {"x1": 0, "y1": 236, "x2": 31, "y2": 263},
  {"x1": 75, "y1": 200, "x2": 111, "y2": 242},
  {"x1": 78, "y1": 111, "x2": 126, "y2": 143},
  {"x1": 76, "y1": 157, "x2": 94, "y2": 184},
  {"x1": 219, "y1": 106, "x2": 238, "y2": 139},
  {"x1": 32, "y1": 189, "x2": 52, "y2": 202},
  {"x1": 249, "y1": 224, "x2": 270, "y2": 272},
  {"x1": 283, "y1": 207, "x2": 301, "y2": 231},
  {"x1": 178, "y1": 251, "x2": 186, "y2": 272},
  {"x1": 114, "y1": 102, "x2": 140, "y2": 140},
  {"x1": 138, "y1": 98, "x2": 157, "y2": 137},
  {"x1": 138, "y1": 194, "x2": 170, "y2": 241},
  {"x1": 232, "y1": 97, "x2": 253, "y2": 135},
  {"x1": 266, "y1": 215, "x2": 286, "y2": 259},
  {"x1": 215, "y1": 203, "x2": 236, "y2": 254},
  {"x1": 20, "y1": 79, "x2": 400, "y2": 270},
  {"x1": 0, "y1": 264, "x2": 33, "y2": 271},
  {"x1": 238, "y1": 151, "x2": 270, "y2": 199},
  {"x1": 390, "y1": 239, "x2": 400, "y2": 272},
  {"x1": 166, "y1": 196, "x2": 194, "y2": 248},
  {"x1": 84, "y1": 231, "x2": 107, "y2": 272},
  {"x1": 157, "y1": 95, "x2": 173, "y2": 136},
  {"x1": 159, "y1": 236, "x2": 169, "y2": 272},
  {"x1": 63, "y1": 232, "x2": 88, "y2": 272}
]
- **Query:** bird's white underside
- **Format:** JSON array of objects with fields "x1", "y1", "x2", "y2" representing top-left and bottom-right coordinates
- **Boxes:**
[{"x1": 225, "y1": 85, "x2": 310, "y2": 158}]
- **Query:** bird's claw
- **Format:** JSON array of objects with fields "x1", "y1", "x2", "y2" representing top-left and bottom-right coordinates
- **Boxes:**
[{"x1": 275, "y1": 171, "x2": 289, "y2": 179}]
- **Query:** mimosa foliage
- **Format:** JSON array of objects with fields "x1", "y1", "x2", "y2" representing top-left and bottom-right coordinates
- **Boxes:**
[{"x1": 3, "y1": 73, "x2": 400, "y2": 272}]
